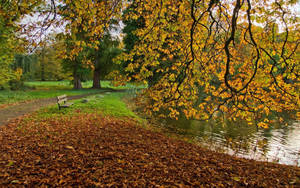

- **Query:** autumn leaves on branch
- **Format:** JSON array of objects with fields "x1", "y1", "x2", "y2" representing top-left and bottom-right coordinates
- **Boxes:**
[
  {"x1": 2, "y1": 0, "x2": 299, "y2": 125},
  {"x1": 118, "y1": 0, "x2": 299, "y2": 125}
]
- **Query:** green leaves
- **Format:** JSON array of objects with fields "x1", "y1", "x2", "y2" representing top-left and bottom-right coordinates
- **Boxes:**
[{"x1": 6, "y1": 161, "x2": 14, "y2": 167}]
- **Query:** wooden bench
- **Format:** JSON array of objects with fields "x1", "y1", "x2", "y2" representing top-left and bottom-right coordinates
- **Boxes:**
[{"x1": 56, "y1": 95, "x2": 73, "y2": 110}]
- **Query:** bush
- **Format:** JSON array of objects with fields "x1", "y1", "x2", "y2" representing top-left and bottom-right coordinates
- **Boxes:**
[{"x1": 8, "y1": 79, "x2": 25, "y2": 90}]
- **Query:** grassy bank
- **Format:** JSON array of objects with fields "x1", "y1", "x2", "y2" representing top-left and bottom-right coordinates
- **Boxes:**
[
  {"x1": 35, "y1": 92, "x2": 139, "y2": 120},
  {"x1": 0, "y1": 80, "x2": 144, "y2": 107}
]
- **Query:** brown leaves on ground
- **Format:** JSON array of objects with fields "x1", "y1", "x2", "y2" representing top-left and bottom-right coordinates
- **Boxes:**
[{"x1": 0, "y1": 113, "x2": 299, "y2": 187}]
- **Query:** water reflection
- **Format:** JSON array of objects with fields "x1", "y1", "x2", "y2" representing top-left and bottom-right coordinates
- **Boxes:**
[{"x1": 160, "y1": 117, "x2": 300, "y2": 166}]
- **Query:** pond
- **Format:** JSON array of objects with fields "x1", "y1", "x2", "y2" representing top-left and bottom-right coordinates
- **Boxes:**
[
  {"x1": 159, "y1": 116, "x2": 300, "y2": 166},
  {"x1": 124, "y1": 90, "x2": 299, "y2": 166}
]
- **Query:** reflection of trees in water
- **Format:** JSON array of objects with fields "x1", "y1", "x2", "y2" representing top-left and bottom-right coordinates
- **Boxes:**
[{"x1": 161, "y1": 115, "x2": 299, "y2": 165}]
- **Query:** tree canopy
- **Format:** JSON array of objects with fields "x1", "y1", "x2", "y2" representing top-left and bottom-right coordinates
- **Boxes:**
[
  {"x1": 117, "y1": 0, "x2": 299, "y2": 126},
  {"x1": 0, "y1": 0, "x2": 39, "y2": 87},
  {"x1": 1, "y1": 0, "x2": 299, "y2": 125}
]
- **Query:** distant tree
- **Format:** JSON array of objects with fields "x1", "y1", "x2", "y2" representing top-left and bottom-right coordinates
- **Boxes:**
[
  {"x1": 12, "y1": 39, "x2": 68, "y2": 82},
  {"x1": 0, "y1": 0, "x2": 39, "y2": 88},
  {"x1": 35, "y1": 43, "x2": 67, "y2": 81},
  {"x1": 13, "y1": 54, "x2": 38, "y2": 81},
  {"x1": 91, "y1": 33, "x2": 122, "y2": 89},
  {"x1": 62, "y1": 57, "x2": 90, "y2": 89},
  {"x1": 59, "y1": 35, "x2": 92, "y2": 89}
]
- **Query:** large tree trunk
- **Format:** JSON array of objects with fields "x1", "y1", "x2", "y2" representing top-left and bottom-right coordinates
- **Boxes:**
[
  {"x1": 92, "y1": 69, "x2": 101, "y2": 89},
  {"x1": 73, "y1": 74, "x2": 82, "y2": 89},
  {"x1": 92, "y1": 55, "x2": 101, "y2": 89},
  {"x1": 73, "y1": 62, "x2": 82, "y2": 89}
]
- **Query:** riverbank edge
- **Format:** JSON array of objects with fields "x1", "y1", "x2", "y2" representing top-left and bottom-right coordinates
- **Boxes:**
[{"x1": 0, "y1": 94, "x2": 299, "y2": 186}]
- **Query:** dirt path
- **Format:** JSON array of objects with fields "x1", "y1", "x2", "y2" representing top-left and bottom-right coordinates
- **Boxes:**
[{"x1": 0, "y1": 92, "x2": 105, "y2": 126}]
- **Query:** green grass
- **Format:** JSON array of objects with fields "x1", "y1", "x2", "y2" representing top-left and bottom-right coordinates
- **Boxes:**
[
  {"x1": 0, "y1": 89, "x2": 103, "y2": 105},
  {"x1": 0, "y1": 80, "x2": 145, "y2": 106},
  {"x1": 24, "y1": 80, "x2": 145, "y2": 90},
  {"x1": 35, "y1": 92, "x2": 139, "y2": 119}
]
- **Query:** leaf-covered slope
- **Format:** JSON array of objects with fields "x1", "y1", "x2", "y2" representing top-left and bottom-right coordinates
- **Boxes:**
[{"x1": 0, "y1": 113, "x2": 299, "y2": 187}]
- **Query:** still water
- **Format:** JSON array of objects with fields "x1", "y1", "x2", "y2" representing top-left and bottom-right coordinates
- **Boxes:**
[
  {"x1": 126, "y1": 90, "x2": 300, "y2": 166},
  {"x1": 159, "y1": 117, "x2": 300, "y2": 166}
]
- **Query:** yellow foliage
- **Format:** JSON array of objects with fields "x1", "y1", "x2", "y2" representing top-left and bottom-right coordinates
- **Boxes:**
[
  {"x1": 6, "y1": 0, "x2": 299, "y2": 124},
  {"x1": 257, "y1": 122, "x2": 269, "y2": 129},
  {"x1": 114, "y1": 0, "x2": 299, "y2": 123}
]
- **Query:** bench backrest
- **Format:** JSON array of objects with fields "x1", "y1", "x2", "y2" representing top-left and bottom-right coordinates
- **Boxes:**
[{"x1": 57, "y1": 94, "x2": 68, "y2": 104}]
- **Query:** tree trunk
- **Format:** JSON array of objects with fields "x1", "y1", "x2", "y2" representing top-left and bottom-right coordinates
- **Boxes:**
[
  {"x1": 73, "y1": 62, "x2": 82, "y2": 89},
  {"x1": 73, "y1": 74, "x2": 82, "y2": 89},
  {"x1": 73, "y1": 65, "x2": 82, "y2": 89},
  {"x1": 41, "y1": 63, "x2": 45, "y2": 81},
  {"x1": 41, "y1": 49, "x2": 45, "y2": 81},
  {"x1": 92, "y1": 69, "x2": 101, "y2": 89}
]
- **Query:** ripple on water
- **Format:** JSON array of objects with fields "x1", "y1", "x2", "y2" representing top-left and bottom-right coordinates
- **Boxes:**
[{"x1": 162, "y1": 118, "x2": 300, "y2": 166}]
